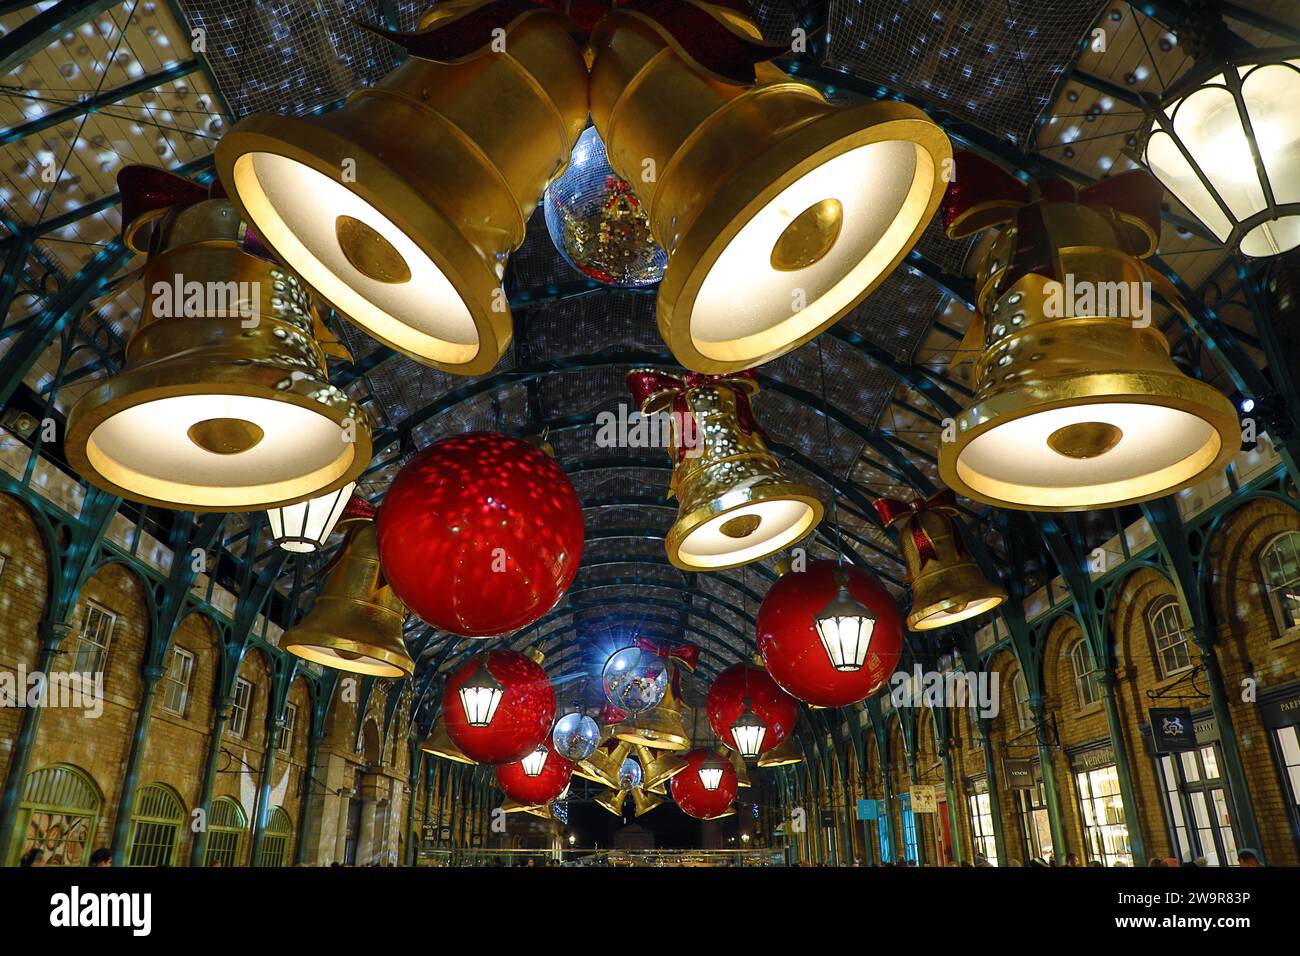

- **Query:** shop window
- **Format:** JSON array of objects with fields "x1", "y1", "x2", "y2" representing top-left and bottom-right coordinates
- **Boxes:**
[
  {"x1": 204, "y1": 797, "x2": 247, "y2": 867},
  {"x1": 127, "y1": 784, "x2": 184, "y2": 867},
  {"x1": 1070, "y1": 639, "x2": 1100, "y2": 708},
  {"x1": 256, "y1": 806, "x2": 293, "y2": 867},
  {"x1": 1074, "y1": 765, "x2": 1133, "y2": 867},
  {"x1": 1015, "y1": 780, "x2": 1054, "y2": 863},
  {"x1": 159, "y1": 646, "x2": 194, "y2": 717},
  {"x1": 1272, "y1": 725, "x2": 1300, "y2": 836},
  {"x1": 1157, "y1": 745, "x2": 1238, "y2": 866},
  {"x1": 967, "y1": 789, "x2": 998, "y2": 865},
  {"x1": 876, "y1": 801, "x2": 893, "y2": 863},
  {"x1": 278, "y1": 702, "x2": 298, "y2": 754},
  {"x1": 1147, "y1": 597, "x2": 1193, "y2": 679},
  {"x1": 900, "y1": 795, "x2": 918, "y2": 864},
  {"x1": 71, "y1": 601, "x2": 115, "y2": 674},
  {"x1": 229, "y1": 677, "x2": 253, "y2": 738},
  {"x1": 10, "y1": 764, "x2": 101, "y2": 866},
  {"x1": 1259, "y1": 532, "x2": 1300, "y2": 637}
]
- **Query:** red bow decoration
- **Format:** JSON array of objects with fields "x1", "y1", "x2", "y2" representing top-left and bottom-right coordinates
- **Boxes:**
[
  {"x1": 633, "y1": 636, "x2": 699, "y2": 672},
  {"x1": 117, "y1": 164, "x2": 276, "y2": 261},
  {"x1": 873, "y1": 489, "x2": 963, "y2": 571},
  {"x1": 625, "y1": 368, "x2": 763, "y2": 462}
]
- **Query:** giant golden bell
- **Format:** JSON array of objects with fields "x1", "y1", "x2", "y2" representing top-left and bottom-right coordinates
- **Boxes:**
[
  {"x1": 420, "y1": 717, "x2": 477, "y2": 765},
  {"x1": 65, "y1": 196, "x2": 370, "y2": 511},
  {"x1": 628, "y1": 369, "x2": 822, "y2": 570},
  {"x1": 631, "y1": 787, "x2": 665, "y2": 817},
  {"x1": 214, "y1": 0, "x2": 588, "y2": 375},
  {"x1": 589, "y1": 3, "x2": 950, "y2": 372},
  {"x1": 939, "y1": 183, "x2": 1238, "y2": 511},
  {"x1": 576, "y1": 740, "x2": 630, "y2": 789},
  {"x1": 728, "y1": 748, "x2": 752, "y2": 789},
  {"x1": 282, "y1": 519, "x2": 414, "y2": 677},
  {"x1": 756, "y1": 737, "x2": 802, "y2": 768},
  {"x1": 613, "y1": 679, "x2": 689, "y2": 751},
  {"x1": 595, "y1": 788, "x2": 629, "y2": 816},
  {"x1": 635, "y1": 745, "x2": 689, "y2": 792},
  {"x1": 875, "y1": 492, "x2": 1006, "y2": 631}
]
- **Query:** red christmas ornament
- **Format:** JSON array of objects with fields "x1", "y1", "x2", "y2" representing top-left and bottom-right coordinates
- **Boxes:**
[
  {"x1": 756, "y1": 560, "x2": 903, "y2": 708},
  {"x1": 377, "y1": 432, "x2": 585, "y2": 636},
  {"x1": 443, "y1": 650, "x2": 557, "y2": 764},
  {"x1": 670, "y1": 748, "x2": 738, "y2": 820},
  {"x1": 706, "y1": 663, "x2": 798, "y2": 754},
  {"x1": 496, "y1": 740, "x2": 575, "y2": 806}
]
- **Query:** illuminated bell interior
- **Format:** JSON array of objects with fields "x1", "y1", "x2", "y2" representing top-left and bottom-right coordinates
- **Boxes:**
[
  {"x1": 214, "y1": 1, "x2": 589, "y2": 375},
  {"x1": 756, "y1": 737, "x2": 804, "y2": 768},
  {"x1": 459, "y1": 658, "x2": 505, "y2": 727},
  {"x1": 814, "y1": 567, "x2": 877, "y2": 672},
  {"x1": 588, "y1": 3, "x2": 951, "y2": 372},
  {"x1": 65, "y1": 197, "x2": 370, "y2": 512},
  {"x1": 268, "y1": 482, "x2": 356, "y2": 553}
]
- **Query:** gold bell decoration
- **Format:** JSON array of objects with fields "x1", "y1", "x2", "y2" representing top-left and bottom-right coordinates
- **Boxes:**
[
  {"x1": 420, "y1": 716, "x2": 478, "y2": 765},
  {"x1": 575, "y1": 739, "x2": 630, "y2": 789},
  {"x1": 594, "y1": 788, "x2": 628, "y2": 816},
  {"x1": 65, "y1": 166, "x2": 370, "y2": 511},
  {"x1": 626, "y1": 369, "x2": 822, "y2": 570},
  {"x1": 282, "y1": 498, "x2": 415, "y2": 677},
  {"x1": 938, "y1": 153, "x2": 1239, "y2": 510},
  {"x1": 873, "y1": 489, "x2": 1006, "y2": 631},
  {"x1": 757, "y1": 736, "x2": 802, "y2": 768},
  {"x1": 635, "y1": 744, "x2": 689, "y2": 792},
  {"x1": 502, "y1": 799, "x2": 554, "y2": 820},
  {"x1": 214, "y1": 0, "x2": 589, "y2": 375},
  {"x1": 588, "y1": 0, "x2": 950, "y2": 372},
  {"x1": 631, "y1": 787, "x2": 665, "y2": 817},
  {"x1": 727, "y1": 748, "x2": 752, "y2": 789}
]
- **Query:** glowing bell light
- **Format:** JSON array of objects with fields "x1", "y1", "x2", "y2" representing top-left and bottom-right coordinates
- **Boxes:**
[
  {"x1": 267, "y1": 482, "x2": 356, "y2": 553},
  {"x1": 730, "y1": 701, "x2": 767, "y2": 759},
  {"x1": 459, "y1": 658, "x2": 504, "y2": 727},
  {"x1": 814, "y1": 566, "x2": 877, "y2": 672},
  {"x1": 520, "y1": 744, "x2": 549, "y2": 777},
  {"x1": 697, "y1": 752, "x2": 728, "y2": 791}
]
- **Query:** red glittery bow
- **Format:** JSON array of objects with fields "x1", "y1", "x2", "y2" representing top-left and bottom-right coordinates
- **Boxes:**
[
  {"x1": 873, "y1": 489, "x2": 962, "y2": 570},
  {"x1": 625, "y1": 369, "x2": 762, "y2": 461},
  {"x1": 633, "y1": 636, "x2": 699, "y2": 672}
]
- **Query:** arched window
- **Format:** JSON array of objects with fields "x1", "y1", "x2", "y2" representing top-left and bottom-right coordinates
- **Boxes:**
[
  {"x1": 11, "y1": 764, "x2": 101, "y2": 866},
  {"x1": 204, "y1": 797, "x2": 248, "y2": 867},
  {"x1": 1148, "y1": 597, "x2": 1194, "y2": 679},
  {"x1": 127, "y1": 784, "x2": 184, "y2": 867},
  {"x1": 1012, "y1": 671, "x2": 1032, "y2": 730},
  {"x1": 1070, "y1": 640, "x2": 1100, "y2": 708},
  {"x1": 256, "y1": 807, "x2": 294, "y2": 867},
  {"x1": 1258, "y1": 531, "x2": 1300, "y2": 636}
]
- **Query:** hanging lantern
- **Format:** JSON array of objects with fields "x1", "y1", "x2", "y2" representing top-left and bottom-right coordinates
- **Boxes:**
[
  {"x1": 588, "y1": 1, "x2": 950, "y2": 372},
  {"x1": 874, "y1": 489, "x2": 1006, "y2": 630},
  {"x1": 1139, "y1": 7, "x2": 1300, "y2": 258},
  {"x1": 757, "y1": 559, "x2": 903, "y2": 707},
  {"x1": 66, "y1": 166, "x2": 371, "y2": 511},
  {"x1": 814, "y1": 565, "x2": 877, "y2": 671},
  {"x1": 420, "y1": 716, "x2": 477, "y2": 765},
  {"x1": 730, "y1": 704, "x2": 767, "y2": 759},
  {"x1": 552, "y1": 710, "x2": 602, "y2": 762},
  {"x1": 443, "y1": 649, "x2": 556, "y2": 763},
  {"x1": 939, "y1": 153, "x2": 1238, "y2": 510},
  {"x1": 756, "y1": 737, "x2": 803, "y2": 768},
  {"x1": 671, "y1": 748, "x2": 738, "y2": 819},
  {"x1": 706, "y1": 662, "x2": 797, "y2": 756},
  {"x1": 282, "y1": 502, "x2": 413, "y2": 677},
  {"x1": 496, "y1": 740, "x2": 574, "y2": 808},
  {"x1": 376, "y1": 433, "x2": 584, "y2": 637},
  {"x1": 267, "y1": 482, "x2": 357, "y2": 553},
  {"x1": 214, "y1": 1, "x2": 589, "y2": 375},
  {"x1": 611, "y1": 640, "x2": 696, "y2": 750},
  {"x1": 626, "y1": 369, "x2": 823, "y2": 570}
]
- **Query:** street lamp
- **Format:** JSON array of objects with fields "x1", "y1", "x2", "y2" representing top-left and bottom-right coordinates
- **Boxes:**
[
  {"x1": 813, "y1": 565, "x2": 876, "y2": 671},
  {"x1": 459, "y1": 657, "x2": 504, "y2": 727}
]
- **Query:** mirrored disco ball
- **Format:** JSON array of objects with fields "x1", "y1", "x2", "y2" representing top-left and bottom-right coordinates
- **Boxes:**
[
  {"x1": 552, "y1": 711, "x2": 601, "y2": 762},
  {"x1": 618, "y1": 755, "x2": 643, "y2": 790},
  {"x1": 602, "y1": 646, "x2": 669, "y2": 715},
  {"x1": 543, "y1": 125, "x2": 667, "y2": 288}
]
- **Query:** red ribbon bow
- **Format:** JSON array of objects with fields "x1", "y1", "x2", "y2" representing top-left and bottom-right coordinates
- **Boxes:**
[
  {"x1": 633, "y1": 636, "x2": 699, "y2": 672},
  {"x1": 873, "y1": 489, "x2": 962, "y2": 570},
  {"x1": 625, "y1": 369, "x2": 762, "y2": 461}
]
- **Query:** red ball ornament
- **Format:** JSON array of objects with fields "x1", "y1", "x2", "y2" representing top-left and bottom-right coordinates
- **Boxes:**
[
  {"x1": 756, "y1": 560, "x2": 903, "y2": 707},
  {"x1": 443, "y1": 650, "x2": 556, "y2": 763},
  {"x1": 706, "y1": 663, "x2": 798, "y2": 754},
  {"x1": 496, "y1": 740, "x2": 575, "y2": 806},
  {"x1": 377, "y1": 432, "x2": 585, "y2": 637},
  {"x1": 670, "y1": 749, "x2": 738, "y2": 820}
]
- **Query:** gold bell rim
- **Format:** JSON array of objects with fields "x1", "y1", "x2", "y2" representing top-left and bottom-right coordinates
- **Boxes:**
[
  {"x1": 657, "y1": 100, "x2": 951, "y2": 373},
  {"x1": 215, "y1": 115, "x2": 512, "y2": 376},
  {"x1": 907, "y1": 591, "x2": 1007, "y2": 631},
  {"x1": 666, "y1": 483, "x2": 825, "y2": 571},
  {"x1": 284, "y1": 638, "x2": 412, "y2": 678},
  {"x1": 939, "y1": 374, "x2": 1241, "y2": 511}
]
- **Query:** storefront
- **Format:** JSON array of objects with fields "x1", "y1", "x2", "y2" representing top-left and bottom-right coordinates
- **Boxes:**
[
  {"x1": 1260, "y1": 680, "x2": 1300, "y2": 853},
  {"x1": 965, "y1": 776, "x2": 998, "y2": 865},
  {"x1": 1143, "y1": 708, "x2": 1239, "y2": 866},
  {"x1": 1067, "y1": 741, "x2": 1134, "y2": 868},
  {"x1": 1004, "y1": 757, "x2": 1054, "y2": 864}
]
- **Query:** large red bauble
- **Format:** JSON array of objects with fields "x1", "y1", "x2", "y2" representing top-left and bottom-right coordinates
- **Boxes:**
[
  {"x1": 670, "y1": 749, "x2": 738, "y2": 820},
  {"x1": 496, "y1": 740, "x2": 575, "y2": 806},
  {"x1": 443, "y1": 650, "x2": 557, "y2": 763},
  {"x1": 706, "y1": 663, "x2": 798, "y2": 754},
  {"x1": 756, "y1": 560, "x2": 903, "y2": 707},
  {"x1": 377, "y1": 432, "x2": 585, "y2": 636}
]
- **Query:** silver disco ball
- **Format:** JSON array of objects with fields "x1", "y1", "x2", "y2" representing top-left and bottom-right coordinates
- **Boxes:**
[
  {"x1": 552, "y1": 711, "x2": 601, "y2": 762},
  {"x1": 618, "y1": 754, "x2": 643, "y2": 790},
  {"x1": 602, "y1": 645, "x2": 669, "y2": 715},
  {"x1": 543, "y1": 125, "x2": 667, "y2": 287}
]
